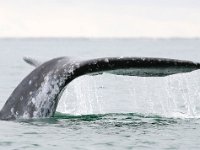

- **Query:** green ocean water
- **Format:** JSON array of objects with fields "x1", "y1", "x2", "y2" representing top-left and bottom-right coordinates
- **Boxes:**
[
  {"x1": 0, "y1": 38, "x2": 200, "y2": 150},
  {"x1": 1, "y1": 113, "x2": 200, "y2": 150}
]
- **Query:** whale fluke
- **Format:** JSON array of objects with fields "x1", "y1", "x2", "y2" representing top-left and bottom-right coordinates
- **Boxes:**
[
  {"x1": 0, "y1": 57, "x2": 200, "y2": 120},
  {"x1": 23, "y1": 57, "x2": 42, "y2": 67}
]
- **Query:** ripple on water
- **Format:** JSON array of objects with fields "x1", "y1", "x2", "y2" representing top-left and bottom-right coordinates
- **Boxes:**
[
  {"x1": 2, "y1": 113, "x2": 199, "y2": 150},
  {"x1": 0, "y1": 141, "x2": 13, "y2": 146}
]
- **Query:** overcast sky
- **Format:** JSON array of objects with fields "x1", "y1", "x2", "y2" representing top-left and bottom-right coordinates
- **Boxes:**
[{"x1": 0, "y1": 0, "x2": 200, "y2": 38}]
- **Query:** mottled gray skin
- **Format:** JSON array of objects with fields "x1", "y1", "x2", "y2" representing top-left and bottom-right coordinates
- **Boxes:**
[{"x1": 0, "y1": 57, "x2": 200, "y2": 120}]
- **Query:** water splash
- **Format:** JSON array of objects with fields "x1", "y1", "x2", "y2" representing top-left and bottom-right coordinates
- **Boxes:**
[
  {"x1": 57, "y1": 70, "x2": 200, "y2": 119},
  {"x1": 57, "y1": 75, "x2": 104, "y2": 115}
]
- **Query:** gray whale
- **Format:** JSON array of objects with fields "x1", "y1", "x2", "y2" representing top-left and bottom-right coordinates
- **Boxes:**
[{"x1": 0, "y1": 57, "x2": 200, "y2": 120}]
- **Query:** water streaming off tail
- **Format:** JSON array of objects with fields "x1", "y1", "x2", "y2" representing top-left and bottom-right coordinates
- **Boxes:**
[
  {"x1": 57, "y1": 75, "x2": 104, "y2": 115},
  {"x1": 57, "y1": 70, "x2": 200, "y2": 118}
]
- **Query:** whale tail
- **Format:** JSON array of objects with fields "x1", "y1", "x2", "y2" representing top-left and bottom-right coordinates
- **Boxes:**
[
  {"x1": 1, "y1": 57, "x2": 200, "y2": 120},
  {"x1": 23, "y1": 57, "x2": 42, "y2": 67}
]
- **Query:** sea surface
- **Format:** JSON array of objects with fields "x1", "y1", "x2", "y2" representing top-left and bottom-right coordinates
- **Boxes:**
[{"x1": 0, "y1": 38, "x2": 200, "y2": 149}]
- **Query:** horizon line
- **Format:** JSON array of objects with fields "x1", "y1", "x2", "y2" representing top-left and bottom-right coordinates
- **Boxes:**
[{"x1": 0, "y1": 36, "x2": 200, "y2": 40}]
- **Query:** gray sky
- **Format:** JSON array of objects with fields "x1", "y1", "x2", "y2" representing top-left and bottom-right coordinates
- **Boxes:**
[{"x1": 0, "y1": 0, "x2": 200, "y2": 38}]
